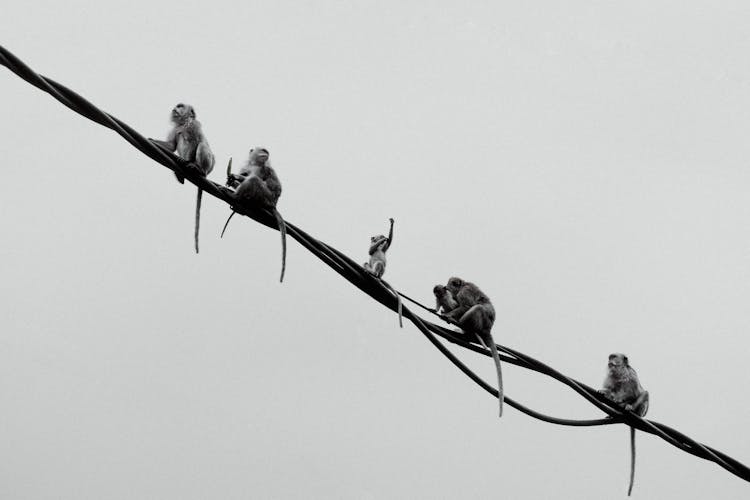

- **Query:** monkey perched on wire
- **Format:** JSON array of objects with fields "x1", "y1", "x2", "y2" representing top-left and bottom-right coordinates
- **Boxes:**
[
  {"x1": 599, "y1": 353, "x2": 650, "y2": 496},
  {"x1": 221, "y1": 147, "x2": 287, "y2": 283},
  {"x1": 150, "y1": 103, "x2": 215, "y2": 254},
  {"x1": 436, "y1": 277, "x2": 504, "y2": 417},
  {"x1": 363, "y1": 218, "x2": 402, "y2": 327}
]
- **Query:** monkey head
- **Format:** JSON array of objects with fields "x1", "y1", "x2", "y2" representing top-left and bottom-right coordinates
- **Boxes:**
[
  {"x1": 248, "y1": 147, "x2": 270, "y2": 166},
  {"x1": 607, "y1": 353, "x2": 630, "y2": 375},
  {"x1": 433, "y1": 284, "x2": 447, "y2": 298},
  {"x1": 369, "y1": 234, "x2": 388, "y2": 254},
  {"x1": 446, "y1": 277, "x2": 465, "y2": 296},
  {"x1": 171, "y1": 103, "x2": 195, "y2": 124}
]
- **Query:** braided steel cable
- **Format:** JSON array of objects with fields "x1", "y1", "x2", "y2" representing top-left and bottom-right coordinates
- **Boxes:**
[{"x1": 2, "y1": 43, "x2": 749, "y2": 485}]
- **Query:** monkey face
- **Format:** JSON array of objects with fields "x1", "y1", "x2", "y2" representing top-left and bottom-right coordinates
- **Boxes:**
[
  {"x1": 368, "y1": 235, "x2": 387, "y2": 253},
  {"x1": 249, "y1": 147, "x2": 270, "y2": 165},
  {"x1": 608, "y1": 353, "x2": 629, "y2": 371},
  {"x1": 433, "y1": 285, "x2": 445, "y2": 297},
  {"x1": 171, "y1": 103, "x2": 195, "y2": 124}
]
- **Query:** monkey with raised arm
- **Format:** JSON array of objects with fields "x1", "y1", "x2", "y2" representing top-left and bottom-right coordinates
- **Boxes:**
[
  {"x1": 363, "y1": 218, "x2": 402, "y2": 327},
  {"x1": 150, "y1": 103, "x2": 215, "y2": 254},
  {"x1": 222, "y1": 147, "x2": 287, "y2": 282},
  {"x1": 444, "y1": 277, "x2": 504, "y2": 417},
  {"x1": 600, "y1": 353, "x2": 650, "y2": 496}
]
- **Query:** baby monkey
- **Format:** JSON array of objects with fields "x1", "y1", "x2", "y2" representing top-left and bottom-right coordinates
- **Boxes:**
[
  {"x1": 363, "y1": 218, "x2": 402, "y2": 328},
  {"x1": 222, "y1": 147, "x2": 287, "y2": 283},
  {"x1": 433, "y1": 285, "x2": 458, "y2": 315},
  {"x1": 436, "y1": 278, "x2": 504, "y2": 417},
  {"x1": 150, "y1": 103, "x2": 215, "y2": 253},
  {"x1": 600, "y1": 353, "x2": 650, "y2": 496}
]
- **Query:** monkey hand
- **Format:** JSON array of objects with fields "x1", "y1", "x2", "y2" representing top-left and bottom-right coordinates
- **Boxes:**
[
  {"x1": 172, "y1": 169, "x2": 185, "y2": 184},
  {"x1": 624, "y1": 404, "x2": 634, "y2": 412},
  {"x1": 439, "y1": 314, "x2": 456, "y2": 325}
]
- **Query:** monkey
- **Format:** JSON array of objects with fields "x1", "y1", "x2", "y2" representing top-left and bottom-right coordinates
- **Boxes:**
[
  {"x1": 433, "y1": 285, "x2": 458, "y2": 315},
  {"x1": 362, "y1": 218, "x2": 402, "y2": 327},
  {"x1": 363, "y1": 218, "x2": 394, "y2": 278},
  {"x1": 444, "y1": 277, "x2": 504, "y2": 417},
  {"x1": 222, "y1": 147, "x2": 287, "y2": 283},
  {"x1": 599, "y1": 353, "x2": 650, "y2": 496},
  {"x1": 150, "y1": 103, "x2": 215, "y2": 254}
]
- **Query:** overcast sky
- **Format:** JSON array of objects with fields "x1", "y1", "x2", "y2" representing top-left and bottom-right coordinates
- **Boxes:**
[{"x1": 2, "y1": 1, "x2": 750, "y2": 498}]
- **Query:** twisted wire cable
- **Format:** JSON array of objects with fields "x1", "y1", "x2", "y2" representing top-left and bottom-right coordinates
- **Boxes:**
[{"x1": 2, "y1": 43, "x2": 748, "y2": 485}]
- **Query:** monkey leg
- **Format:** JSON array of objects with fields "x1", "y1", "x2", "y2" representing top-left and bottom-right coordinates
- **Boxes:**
[
  {"x1": 446, "y1": 305, "x2": 469, "y2": 322},
  {"x1": 195, "y1": 143, "x2": 215, "y2": 176},
  {"x1": 235, "y1": 176, "x2": 276, "y2": 204}
]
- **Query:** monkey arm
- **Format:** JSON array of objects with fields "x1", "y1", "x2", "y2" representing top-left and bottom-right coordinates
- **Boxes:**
[
  {"x1": 150, "y1": 130, "x2": 177, "y2": 152},
  {"x1": 226, "y1": 173, "x2": 244, "y2": 189},
  {"x1": 383, "y1": 218, "x2": 394, "y2": 251},
  {"x1": 446, "y1": 305, "x2": 469, "y2": 321},
  {"x1": 149, "y1": 135, "x2": 184, "y2": 183}
]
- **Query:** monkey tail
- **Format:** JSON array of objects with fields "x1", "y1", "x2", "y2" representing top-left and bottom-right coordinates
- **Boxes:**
[
  {"x1": 396, "y1": 293, "x2": 403, "y2": 328},
  {"x1": 487, "y1": 335, "x2": 504, "y2": 417},
  {"x1": 628, "y1": 427, "x2": 636, "y2": 496},
  {"x1": 220, "y1": 211, "x2": 236, "y2": 238},
  {"x1": 194, "y1": 187, "x2": 203, "y2": 254},
  {"x1": 381, "y1": 281, "x2": 403, "y2": 328},
  {"x1": 273, "y1": 209, "x2": 287, "y2": 283}
]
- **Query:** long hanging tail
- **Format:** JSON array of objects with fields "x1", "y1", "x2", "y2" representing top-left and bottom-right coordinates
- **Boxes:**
[
  {"x1": 628, "y1": 428, "x2": 637, "y2": 496},
  {"x1": 381, "y1": 281, "x2": 403, "y2": 328},
  {"x1": 194, "y1": 188, "x2": 203, "y2": 253},
  {"x1": 396, "y1": 293, "x2": 403, "y2": 328},
  {"x1": 220, "y1": 211, "x2": 236, "y2": 238},
  {"x1": 487, "y1": 335, "x2": 504, "y2": 417},
  {"x1": 273, "y1": 209, "x2": 287, "y2": 283}
]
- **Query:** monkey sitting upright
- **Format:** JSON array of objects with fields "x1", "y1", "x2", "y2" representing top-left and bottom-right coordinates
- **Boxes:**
[
  {"x1": 150, "y1": 103, "x2": 215, "y2": 254},
  {"x1": 599, "y1": 353, "x2": 650, "y2": 496},
  {"x1": 440, "y1": 277, "x2": 504, "y2": 417},
  {"x1": 363, "y1": 218, "x2": 394, "y2": 278},
  {"x1": 362, "y1": 218, "x2": 402, "y2": 327},
  {"x1": 222, "y1": 147, "x2": 287, "y2": 283}
]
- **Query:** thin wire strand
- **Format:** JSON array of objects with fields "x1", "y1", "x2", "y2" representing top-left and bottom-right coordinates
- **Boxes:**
[{"x1": 2, "y1": 43, "x2": 748, "y2": 484}]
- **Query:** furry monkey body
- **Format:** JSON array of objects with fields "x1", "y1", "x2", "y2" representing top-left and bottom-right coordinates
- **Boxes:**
[
  {"x1": 444, "y1": 277, "x2": 504, "y2": 417},
  {"x1": 224, "y1": 148, "x2": 287, "y2": 282},
  {"x1": 151, "y1": 103, "x2": 215, "y2": 253},
  {"x1": 600, "y1": 353, "x2": 650, "y2": 496},
  {"x1": 363, "y1": 218, "x2": 402, "y2": 327}
]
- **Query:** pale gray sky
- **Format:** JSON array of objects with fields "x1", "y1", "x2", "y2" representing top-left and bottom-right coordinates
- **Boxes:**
[{"x1": 1, "y1": 1, "x2": 750, "y2": 498}]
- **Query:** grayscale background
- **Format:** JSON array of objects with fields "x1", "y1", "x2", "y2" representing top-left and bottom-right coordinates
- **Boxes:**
[{"x1": 1, "y1": 1, "x2": 749, "y2": 498}]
